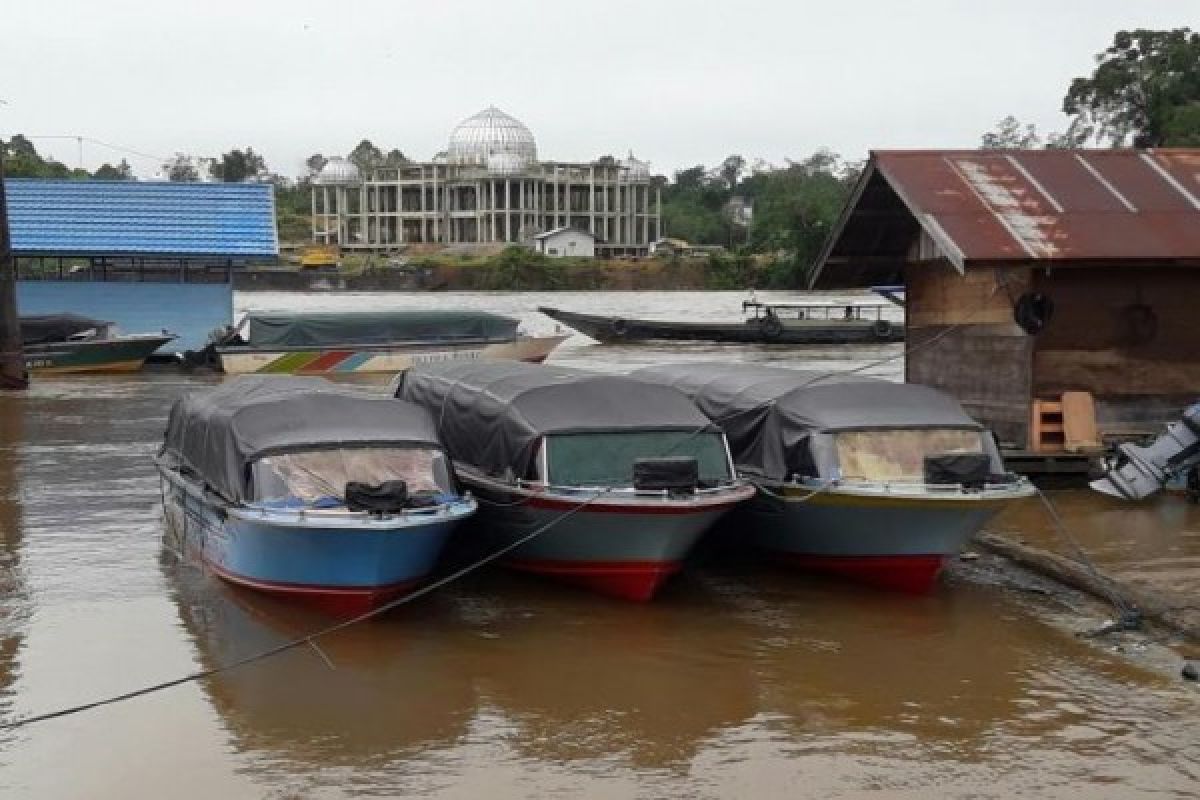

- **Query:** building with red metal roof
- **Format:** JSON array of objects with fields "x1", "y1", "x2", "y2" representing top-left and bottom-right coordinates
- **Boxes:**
[{"x1": 811, "y1": 149, "x2": 1200, "y2": 454}]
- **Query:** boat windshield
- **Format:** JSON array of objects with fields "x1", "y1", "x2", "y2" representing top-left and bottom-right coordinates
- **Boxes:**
[
  {"x1": 543, "y1": 431, "x2": 731, "y2": 488},
  {"x1": 835, "y1": 429, "x2": 986, "y2": 482},
  {"x1": 249, "y1": 447, "x2": 453, "y2": 505}
]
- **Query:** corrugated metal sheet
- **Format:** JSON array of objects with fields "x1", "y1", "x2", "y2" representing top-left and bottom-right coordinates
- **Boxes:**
[
  {"x1": 4, "y1": 179, "x2": 278, "y2": 258},
  {"x1": 812, "y1": 149, "x2": 1200, "y2": 286}
]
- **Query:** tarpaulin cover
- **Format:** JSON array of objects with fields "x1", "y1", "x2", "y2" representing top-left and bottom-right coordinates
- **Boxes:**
[
  {"x1": 243, "y1": 311, "x2": 520, "y2": 348},
  {"x1": 160, "y1": 376, "x2": 443, "y2": 504},
  {"x1": 633, "y1": 363, "x2": 986, "y2": 481},
  {"x1": 394, "y1": 361, "x2": 718, "y2": 479},
  {"x1": 19, "y1": 314, "x2": 112, "y2": 345}
]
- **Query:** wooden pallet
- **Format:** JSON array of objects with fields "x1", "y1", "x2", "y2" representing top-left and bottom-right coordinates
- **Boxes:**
[{"x1": 1031, "y1": 399, "x2": 1065, "y2": 453}]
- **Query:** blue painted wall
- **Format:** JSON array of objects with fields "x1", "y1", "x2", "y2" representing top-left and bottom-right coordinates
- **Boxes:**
[{"x1": 17, "y1": 281, "x2": 232, "y2": 352}]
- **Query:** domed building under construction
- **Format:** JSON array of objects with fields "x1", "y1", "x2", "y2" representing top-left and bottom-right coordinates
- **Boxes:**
[{"x1": 311, "y1": 107, "x2": 662, "y2": 258}]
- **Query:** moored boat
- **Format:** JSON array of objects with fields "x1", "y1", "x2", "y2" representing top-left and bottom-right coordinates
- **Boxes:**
[
  {"x1": 539, "y1": 300, "x2": 903, "y2": 345},
  {"x1": 208, "y1": 310, "x2": 566, "y2": 374},
  {"x1": 634, "y1": 363, "x2": 1035, "y2": 592},
  {"x1": 20, "y1": 313, "x2": 175, "y2": 374},
  {"x1": 156, "y1": 376, "x2": 477, "y2": 614},
  {"x1": 393, "y1": 362, "x2": 756, "y2": 601}
]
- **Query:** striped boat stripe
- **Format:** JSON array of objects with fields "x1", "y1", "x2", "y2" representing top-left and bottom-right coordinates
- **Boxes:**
[
  {"x1": 260, "y1": 351, "x2": 320, "y2": 373},
  {"x1": 297, "y1": 350, "x2": 355, "y2": 373},
  {"x1": 335, "y1": 352, "x2": 376, "y2": 372}
]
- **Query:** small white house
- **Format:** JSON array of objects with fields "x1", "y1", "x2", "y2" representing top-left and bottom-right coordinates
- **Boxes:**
[{"x1": 533, "y1": 227, "x2": 596, "y2": 258}]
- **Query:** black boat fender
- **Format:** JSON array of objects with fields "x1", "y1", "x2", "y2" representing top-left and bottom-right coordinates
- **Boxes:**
[
  {"x1": 872, "y1": 319, "x2": 892, "y2": 339},
  {"x1": 610, "y1": 318, "x2": 630, "y2": 338}
]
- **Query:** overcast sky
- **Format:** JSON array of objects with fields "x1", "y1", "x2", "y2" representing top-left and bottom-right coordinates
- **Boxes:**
[{"x1": 1, "y1": 0, "x2": 1194, "y2": 179}]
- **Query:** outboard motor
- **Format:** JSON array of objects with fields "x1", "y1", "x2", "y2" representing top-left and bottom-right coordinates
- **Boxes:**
[
  {"x1": 633, "y1": 457, "x2": 699, "y2": 494},
  {"x1": 1090, "y1": 402, "x2": 1200, "y2": 500}
]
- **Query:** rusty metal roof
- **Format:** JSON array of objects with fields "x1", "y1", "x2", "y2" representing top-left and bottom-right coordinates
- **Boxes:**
[{"x1": 810, "y1": 149, "x2": 1200, "y2": 287}]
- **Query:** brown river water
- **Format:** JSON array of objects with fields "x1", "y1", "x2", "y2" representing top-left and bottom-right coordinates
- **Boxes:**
[{"x1": 0, "y1": 291, "x2": 1197, "y2": 798}]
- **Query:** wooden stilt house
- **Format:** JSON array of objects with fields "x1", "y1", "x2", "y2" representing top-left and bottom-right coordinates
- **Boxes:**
[{"x1": 809, "y1": 149, "x2": 1200, "y2": 452}]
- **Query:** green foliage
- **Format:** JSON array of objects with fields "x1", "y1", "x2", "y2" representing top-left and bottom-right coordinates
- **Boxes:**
[
  {"x1": 475, "y1": 246, "x2": 563, "y2": 290},
  {"x1": 348, "y1": 140, "x2": 384, "y2": 174},
  {"x1": 702, "y1": 253, "x2": 759, "y2": 290},
  {"x1": 163, "y1": 154, "x2": 199, "y2": 182},
  {"x1": 981, "y1": 116, "x2": 1043, "y2": 149},
  {"x1": 1063, "y1": 28, "x2": 1200, "y2": 146},
  {"x1": 93, "y1": 159, "x2": 133, "y2": 180},
  {"x1": 0, "y1": 135, "x2": 86, "y2": 179},
  {"x1": 305, "y1": 153, "x2": 328, "y2": 180},
  {"x1": 210, "y1": 148, "x2": 266, "y2": 182},
  {"x1": 274, "y1": 185, "x2": 311, "y2": 243},
  {"x1": 659, "y1": 150, "x2": 856, "y2": 287}
]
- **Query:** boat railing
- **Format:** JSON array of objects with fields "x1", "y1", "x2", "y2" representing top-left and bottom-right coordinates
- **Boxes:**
[
  {"x1": 741, "y1": 300, "x2": 890, "y2": 322},
  {"x1": 786, "y1": 476, "x2": 1032, "y2": 494},
  {"x1": 512, "y1": 478, "x2": 745, "y2": 498}
]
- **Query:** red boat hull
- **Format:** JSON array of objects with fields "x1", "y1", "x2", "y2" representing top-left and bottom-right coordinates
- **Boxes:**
[
  {"x1": 209, "y1": 562, "x2": 421, "y2": 616},
  {"x1": 506, "y1": 558, "x2": 684, "y2": 602},
  {"x1": 776, "y1": 553, "x2": 947, "y2": 594}
]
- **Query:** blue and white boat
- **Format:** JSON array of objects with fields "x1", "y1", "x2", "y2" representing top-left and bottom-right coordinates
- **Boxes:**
[{"x1": 156, "y1": 376, "x2": 476, "y2": 614}]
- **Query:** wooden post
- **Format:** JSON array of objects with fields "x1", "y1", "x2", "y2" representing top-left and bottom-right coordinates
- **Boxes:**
[{"x1": 0, "y1": 154, "x2": 29, "y2": 389}]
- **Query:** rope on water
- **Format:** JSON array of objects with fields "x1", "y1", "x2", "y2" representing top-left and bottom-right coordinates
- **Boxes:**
[
  {"x1": 1031, "y1": 486, "x2": 1143, "y2": 634},
  {"x1": 0, "y1": 486, "x2": 616, "y2": 731}
]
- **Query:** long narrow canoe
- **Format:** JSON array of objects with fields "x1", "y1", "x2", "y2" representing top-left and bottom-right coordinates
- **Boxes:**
[{"x1": 539, "y1": 306, "x2": 903, "y2": 345}]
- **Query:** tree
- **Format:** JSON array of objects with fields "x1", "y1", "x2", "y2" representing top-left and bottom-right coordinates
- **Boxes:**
[
  {"x1": 719, "y1": 154, "x2": 746, "y2": 190},
  {"x1": 348, "y1": 139, "x2": 384, "y2": 174},
  {"x1": 383, "y1": 149, "x2": 409, "y2": 167},
  {"x1": 304, "y1": 153, "x2": 328, "y2": 180},
  {"x1": 1, "y1": 135, "x2": 76, "y2": 178},
  {"x1": 93, "y1": 159, "x2": 133, "y2": 180},
  {"x1": 1063, "y1": 28, "x2": 1200, "y2": 147},
  {"x1": 981, "y1": 115, "x2": 1043, "y2": 149},
  {"x1": 210, "y1": 148, "x2": 267, "y2": 182},
  {"x1": 163, "y1": 154, "x2": 199, "y2": 182}
]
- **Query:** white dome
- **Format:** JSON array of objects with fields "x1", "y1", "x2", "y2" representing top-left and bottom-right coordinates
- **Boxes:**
[
  {"x1": 315, "y1": 157, "x2": 360, "y2": 184},
  {"x1": 487, "y1": 152, "x2": 526, "y2": 174},
  {"x1": 447, "y1": 106, "x2": 537, "y2": 168}
]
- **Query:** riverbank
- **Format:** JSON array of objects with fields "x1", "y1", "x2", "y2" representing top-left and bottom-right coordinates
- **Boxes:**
[{"x1": 242, "y1": 247, "x2": 788, "y2": 292}]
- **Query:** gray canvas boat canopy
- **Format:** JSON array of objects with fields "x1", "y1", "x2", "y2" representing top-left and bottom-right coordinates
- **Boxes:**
[
  {"x1": 633, "y1": 363, "x2": 988, "y2": 481},
  {"x1": 241, "y1": 310, "x2": 520, "y2": 348},
  {"x1": 20, "y1": 313, "x2": 112, "y2": 345},
  {"x1": 394, "y1": 361, "x2": 718, "y2": 479},
  {"x1": 160, "y1": 376, "x2": 443, "y2": 504}
]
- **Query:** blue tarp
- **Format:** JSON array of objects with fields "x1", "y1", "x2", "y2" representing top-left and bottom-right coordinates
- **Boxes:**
[{"x1": 4, "y1": 179, "x2": 278, "y2": 258}]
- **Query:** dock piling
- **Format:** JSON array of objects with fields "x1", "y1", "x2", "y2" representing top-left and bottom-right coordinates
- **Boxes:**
[{"x1": 0, "y1": 154, "x2": 29, "y2": 389}]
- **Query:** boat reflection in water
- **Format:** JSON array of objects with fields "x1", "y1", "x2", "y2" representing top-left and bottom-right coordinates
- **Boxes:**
[
  {"x1": 471, "y1": 580, "x2": 760, "y2": 769},
  {"x1": 167, "y1": 562, "x2": 478, "y2": 768},
  {"x1": 0, "y1": 394, "x2": 27, "y2": 737}
]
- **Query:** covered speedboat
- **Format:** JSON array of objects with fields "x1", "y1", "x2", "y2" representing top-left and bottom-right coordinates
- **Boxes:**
[
  {"x1": 393, "y1": 362, "x2": 755, "y2": 601},
  {"x1": 210, "y1": 310, "x2": 566, "y2": 374},
  {"x1": 634, "y1": 363, "x2": 1035, "y2": 592},
  {"x1": 19, "y1": 313, "x2": 174, "y2": 373},
  {"x1": 156, "y1": 376, "x2": 476, "y2": 614}
]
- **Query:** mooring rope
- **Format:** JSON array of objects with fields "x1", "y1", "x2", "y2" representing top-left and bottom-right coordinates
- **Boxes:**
[
  {"x1": 0, "y1": 486, "x2": 616, "y2": 731},
  {"x1": 1031, "y1": 486, "x2": 1142, "y2": 632}
]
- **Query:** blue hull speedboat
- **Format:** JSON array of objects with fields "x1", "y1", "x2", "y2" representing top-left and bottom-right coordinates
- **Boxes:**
[{"x1": 157, "y1": 376, "x2": 476, "y2": 615}]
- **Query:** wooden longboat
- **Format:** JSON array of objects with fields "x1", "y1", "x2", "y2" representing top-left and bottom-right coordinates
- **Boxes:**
[{"x1": 539, "y1": 301, "x2": 903, "y2": 345}]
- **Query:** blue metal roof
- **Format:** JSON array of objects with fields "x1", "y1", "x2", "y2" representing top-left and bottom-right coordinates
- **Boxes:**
[{"x1": 4, "y1": 179, "x2": 278, "y2": 258}]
